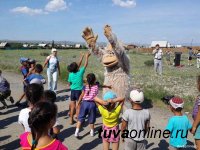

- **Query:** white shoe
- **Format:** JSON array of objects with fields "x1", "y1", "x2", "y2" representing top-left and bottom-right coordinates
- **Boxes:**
[
  {"x1": 75, "y1": 131, "x2": 79, "y2": 137},
  {"x1": 90, "y1": 130, "x2": 94, "y2": 137}
]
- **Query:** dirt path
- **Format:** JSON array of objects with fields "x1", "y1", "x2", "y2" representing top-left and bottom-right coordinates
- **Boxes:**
[{"x1": 0, "y1": 71, "x2": 196, "y2": 150}]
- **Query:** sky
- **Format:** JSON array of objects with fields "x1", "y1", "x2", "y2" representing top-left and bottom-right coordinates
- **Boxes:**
[{"x1": 0, "y1": 0, "x2": 200, "y2": 44}]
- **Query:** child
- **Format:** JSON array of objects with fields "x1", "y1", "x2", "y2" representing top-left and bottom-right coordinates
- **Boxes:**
[
  {"x1": 67, "y1": 52, "x2": 90, "y2": 124},
  {"x1": 15, "y1": 58, "x2": 30, "y2": 106},
  {"x1": 191, "y1": 76, "x2": 200, "y2": 149},
  {"x1": 0, "y1": 70, "x2": 14, "y2": 109},
  {"x1": 121, "y1": 90, "x2": 150, "y2": 150},
  {"x1": 96, "y1": 91, "x2": 124, "y2": 150},
  {"x1": 18, "y1": 84, "x2": 44, "y2": 132},
  {"x1": 24, "y1": 64, "x2": 46, "y2": 86},
  {"x1": 166, "y1": 97, "x2": 192, "y2": 149},
  {"x1": 75, "y1": 73, "x2": 99, "y2": 137},
  {"x1": 20, "y1": 101, "x2": 68, "y2": 150},
  {"x1": 43, "y1": 90, "x2": 60, "y2": 139}
]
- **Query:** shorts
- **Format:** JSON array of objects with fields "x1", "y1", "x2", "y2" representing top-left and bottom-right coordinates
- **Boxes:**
[
  {"x1": 188, "y1": 56, "x2": 192, "y2": 60},
  {"x1": 70, "y1": 90, "x2": 82, "y2": 101},
  {"x1": 78, "y1": 100, "x2": 96, "y2": 124},
  {"x1": 124, "y1": 138, "x2": 146, "y2": 150},
  {"x1": 102, "y1": 125, "x2": 120, "y2": 143},
  {"x1": 195, "y1": 124, "x2": 200, "y2": 139}
]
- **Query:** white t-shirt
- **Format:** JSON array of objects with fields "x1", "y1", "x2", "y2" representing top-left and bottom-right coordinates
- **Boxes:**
[
  {"x1": 122, "y1": 109, "x2": 150, "y2": 141},
  {"x1": 18, "y1": 108, "x2": 31, "y2": 132},
  {"x1": 153, "y1": 49, "x2": 163, "y2": 59},
  {"x1": 18, "y1": 107, "x2": 59, "y2": 132}
]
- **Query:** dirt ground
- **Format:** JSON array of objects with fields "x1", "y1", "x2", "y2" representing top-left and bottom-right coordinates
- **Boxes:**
[{"x1": 0, "y1": 71, "x2": 196, "y2": 150}]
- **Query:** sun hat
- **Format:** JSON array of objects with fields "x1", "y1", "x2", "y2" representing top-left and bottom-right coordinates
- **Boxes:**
[
  {"x1": 51, "y1": 48, "x2": 57, "y2": 53},
  {"x1": 103, "y1": 91, "x2": 117, "y2": 101},
  {"x1": 130, "y1": 90, "x2": 144, "y2": 103},
  {"x1": 169, "y1": 97, "x2": 184, "y2": 109}
]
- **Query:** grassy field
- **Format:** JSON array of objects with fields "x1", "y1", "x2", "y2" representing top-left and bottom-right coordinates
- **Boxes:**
[{"x1": 0, "y1": 49, "x2": 199, "y2": 111}]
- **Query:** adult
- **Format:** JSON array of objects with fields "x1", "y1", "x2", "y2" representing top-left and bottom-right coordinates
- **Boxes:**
[
  {"x1": 188, "y1": 47, "x2": 193, "y2": 66},
  {"x1": 166, "y1": 49, "x2": 172, "y2": 65},
  {"x1": 152, "y1": 44, "x2": 163, "y2": 75},
  {"x1": 44, "y1": 48, "x2": 60, "y2": 92}
]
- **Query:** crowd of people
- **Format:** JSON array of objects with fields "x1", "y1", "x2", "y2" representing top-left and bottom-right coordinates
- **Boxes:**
[{"x1": 0, "y1": 48, "x2": 200, "y2": 150}]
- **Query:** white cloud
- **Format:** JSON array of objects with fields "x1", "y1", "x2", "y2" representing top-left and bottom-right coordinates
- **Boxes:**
[
  {"x1": 11, "y1": 6, "x2": 47, "y2": 15},
  {"x1": 45, "y1": 0, "x2": 68, "y2": 12},
  {"x1": 112, "y1": 0, "x2": 136, "y2": 8}
]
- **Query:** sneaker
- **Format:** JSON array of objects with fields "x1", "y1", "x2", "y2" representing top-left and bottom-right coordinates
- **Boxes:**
[
  {"x1": 75, "y1": 131, "x2": 79, "y2": 137},
  {"x1": 90, "y1": 130, "x2": 94, "y2": 137},
  {"x1": 10, "y1": 97, "x2": 14, "y2": 104}
]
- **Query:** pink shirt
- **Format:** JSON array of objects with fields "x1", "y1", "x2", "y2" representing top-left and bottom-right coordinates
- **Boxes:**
[
  {"x1": 82, "y1": 85, "x2": 99, "y2": 101},
  {"x1": 20, "y1": 132, "x2": 68, "y2": 150}
]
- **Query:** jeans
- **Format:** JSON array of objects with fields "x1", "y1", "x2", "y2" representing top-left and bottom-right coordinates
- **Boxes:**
[
  {"x1": 154, "y1": 59, "x2": 162, "y2": 75},
  {"x1": 47, "y1": 68, "x2": 58, "y2": 91}
]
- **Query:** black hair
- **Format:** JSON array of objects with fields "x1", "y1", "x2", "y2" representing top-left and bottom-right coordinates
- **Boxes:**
[
  {"x1": 35, "y1": 64, "x2": 43, "y2": 73},
  {"x1": 43, "y1": 90, "x2": 56, "y2": 103},
  {"x1": 25, "y1": 84, "x2": 44, "y2": 105},
  {"x1": 67, "y1": 62, "x2": 78, "y2": 73},
  {"x1": 28, "y1": 101, "x2": 57, "y2": 150},
  {"x1": 86, "y1": 73, "x2": 96, "y2": 95},
  {"x1": 175, "y1": 107, "x2": 183, "y2": 112},
  {"x1": 156, "y1": 44, "x2": 159, "y2": 47}
]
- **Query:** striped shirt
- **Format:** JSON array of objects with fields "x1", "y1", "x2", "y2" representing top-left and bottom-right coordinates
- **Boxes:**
[{"x1": 82, "y1": 85, "x2": 99, "y2": 101}]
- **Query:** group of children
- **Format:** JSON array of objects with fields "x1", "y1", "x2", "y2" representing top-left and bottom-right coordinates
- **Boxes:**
[{"x1": 1, "y1": 49, "x2": 200, "y2": 150}]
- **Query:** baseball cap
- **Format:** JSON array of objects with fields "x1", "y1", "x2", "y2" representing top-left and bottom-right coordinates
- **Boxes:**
[
  {"x1": 30, "y1": 78, "x2": 42, "y2": 85},
  {"x1": 103, "y1": 91, "x2": 117, "y2": 101},
  {"x1": 51, "y1": 48, "x2": 57, "y2": 53},
  {"x1": 130, "y1": 90, "x2": 144, "y2": 103},
  {"x1": 20, "y1": 57, "x2": 29, "y2": 63},
  {"x1": 169, "y1": 97, "x2": 184, "y2": 109}
]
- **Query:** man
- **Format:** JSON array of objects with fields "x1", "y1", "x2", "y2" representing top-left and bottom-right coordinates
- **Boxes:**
[
  {"x1": 188, "y1": 47, "x2": 193, "y2": 66},
  {"x1": 152, "y1": 44, "x2": 163, "y2": 75},
  {"x1": 0, "y1": 70, "x2": 14, "y2": 109}
]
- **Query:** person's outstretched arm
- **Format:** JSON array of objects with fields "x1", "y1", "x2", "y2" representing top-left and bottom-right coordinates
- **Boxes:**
[
  {"x1": 78, "y1": 53, "x2": 84, "y2": 69},
  {"x1": 84, "y1": 52, "x2": 91, "y2": 68},
  {"x1": 192, "y1": 106, "x2": 200, "y2": 134},
  {"x1": 94, "y1": 96, "x2": 108, "y2": 106},
  {"x1": 108, "y1": 97, "x2": 125, "y2": 106}
]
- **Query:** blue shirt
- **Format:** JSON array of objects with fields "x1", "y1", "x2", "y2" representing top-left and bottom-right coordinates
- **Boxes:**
[
  {"x1": 166, "y1": 115, "x2": 192, "y2": 148},
  {"x1": 68, "y1": 67, "x2": 85, "y2": 90},
  {"x1": 20, "y1": 66, "x2": 29, "y2": 78},
  {"x1": 25, "y1": 74, "x2": 45, "y2": 84}
]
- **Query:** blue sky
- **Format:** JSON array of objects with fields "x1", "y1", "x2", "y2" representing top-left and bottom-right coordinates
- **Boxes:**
[{"x1": 0, "y1": 0, "x2": 200, "y2": 44}]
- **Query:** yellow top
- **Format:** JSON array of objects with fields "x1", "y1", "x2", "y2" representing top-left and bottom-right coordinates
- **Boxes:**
[{"x1": 98, "y1": 105, "x2": 122, "y2": 127}]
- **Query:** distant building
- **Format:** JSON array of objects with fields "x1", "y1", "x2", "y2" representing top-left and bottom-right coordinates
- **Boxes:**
[
  {"x1": 151, "y1": 41, "x2": 171, "y2": 48},
  {"x1": 127, "y1": 44, "x2": 137, "y2": 50},
  {"x1": 23, "y1": 44, "x2": 29, "y2": 48},
  {"x1": 75, "y1": 44, "x2": 81, "y2": 48},
  {"x1": 0, "y1": 42, "x2": 10, "y2": 49},
  {"x1": 38, "y1": 43, "x2": 47, "y2": 48},
  {"x1": 175, "y1": 45, "x2": 182, "y2": 48}
]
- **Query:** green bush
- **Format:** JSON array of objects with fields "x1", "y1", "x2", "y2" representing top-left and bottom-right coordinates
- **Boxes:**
[
  {"x1": 40, "y1": 52, "x2": 49, "y2": 56},
  {"x1": 144, "y1": 60, "x2": 154, "y2": 67}
]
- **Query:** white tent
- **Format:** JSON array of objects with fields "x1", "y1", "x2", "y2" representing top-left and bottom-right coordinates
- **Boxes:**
[{"x1": 151, "y1": 41, "x2": 171, "y2": 48}]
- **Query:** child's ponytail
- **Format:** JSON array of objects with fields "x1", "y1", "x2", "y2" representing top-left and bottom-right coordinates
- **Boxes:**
[
  {"x1": 28, "y1": 101, "x2": 57, "y2": 149},
  {"x1": 86, "y1": 73, "x2": 96, "y2": 95}
]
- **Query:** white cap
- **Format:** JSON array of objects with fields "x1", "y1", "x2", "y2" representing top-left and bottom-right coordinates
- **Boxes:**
[
  {"x1": 51, "y1": 48, "x2": 57, "y2": 53},
  {"x1": 30, "y1": 78, "x2": 42, "y2": 85},
  {"x1": 130, "y1": 90, "x2": 144, "y2": 103}
]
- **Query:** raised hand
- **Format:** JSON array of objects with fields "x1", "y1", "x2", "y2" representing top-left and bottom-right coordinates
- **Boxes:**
[
  {"x1": 82, "y1": 27, "x2": 98, "y2": 50},
  {"x1": 104, "y1": 24, "x2": 112, "y2": 39}
]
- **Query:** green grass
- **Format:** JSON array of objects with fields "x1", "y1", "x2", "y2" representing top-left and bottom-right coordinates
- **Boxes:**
[{"x1": 0, "y1": 49, "x2": 199, "y2": 111}]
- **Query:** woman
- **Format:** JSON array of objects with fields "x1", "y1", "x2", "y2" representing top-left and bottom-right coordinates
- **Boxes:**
[{"x1": 44, "y1": 48, "x2": 60, "y2": 92}]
